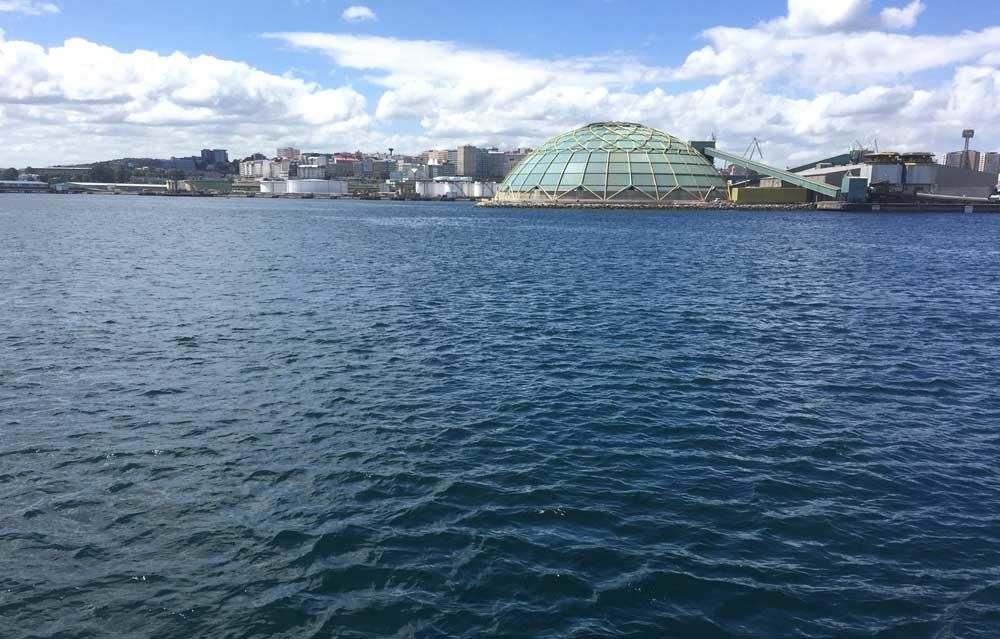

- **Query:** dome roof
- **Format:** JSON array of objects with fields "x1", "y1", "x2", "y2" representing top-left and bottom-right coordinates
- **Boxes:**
[{"x1": 495, "y1": 122, "x2": 726, "y2": 204}]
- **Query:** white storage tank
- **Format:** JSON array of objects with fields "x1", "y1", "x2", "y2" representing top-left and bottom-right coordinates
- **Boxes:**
[
  {"x1": 260, "y1": 180, "x2": 287, "y2": 194},
  {"x1": 416, "y1": 178, "x2": 498, "y2": 199},
  {"x1": 286, "y1": 179, "x2": 348, "y2": 195},
  {"x1": 472, "y1": 181, "x2": 497, "y2": 198}
]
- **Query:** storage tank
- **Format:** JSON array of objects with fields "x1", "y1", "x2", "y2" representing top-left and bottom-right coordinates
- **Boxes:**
[
  {"x1": 416, "y1": 179, "x2": 497, "y2": 199},
  {"x1": 260, "y1": 180, "x2": 287, "y2": 194},
  {"x1": 473, "y1": 182, "x2": 497, "y2": 198},
  {"x1": 286, "y1": 179, "x2": 348, "y2": 195}
]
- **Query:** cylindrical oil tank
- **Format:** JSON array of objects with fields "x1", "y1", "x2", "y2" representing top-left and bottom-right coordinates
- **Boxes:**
[
  {"x1": 286, "y1": 179, "x2": 348, "y2": 195},
  {"x1": 259, "y1": 180, "x2": 287, "y2": 194}
]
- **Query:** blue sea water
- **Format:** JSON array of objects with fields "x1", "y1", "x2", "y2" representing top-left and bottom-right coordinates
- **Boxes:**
[{"x1": 1, "y1": 194, "x2": 1000, "y2": 638}]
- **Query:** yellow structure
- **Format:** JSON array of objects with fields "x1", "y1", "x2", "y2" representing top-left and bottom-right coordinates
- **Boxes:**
[{"x1": 730, "y1": 187, "x2": 809, "y2": 204}]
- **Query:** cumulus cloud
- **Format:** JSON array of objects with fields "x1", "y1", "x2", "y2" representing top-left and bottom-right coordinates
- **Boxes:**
[
  {"x1": 267, "y1": 31, "x2": 669, "y2": 131},
  {"x1": 1, "y1": 0, "x2": 998, "y2": 168},
  {"x1": 880, "y1": 0, "x2": 925, "y2": 30},
  {"x1": 676, "y1": 27, "x2": 1000, "y2": 90},
  {"x1": 766, "y1": 0, "x2": 925, "y2": 34},
  {"x1": 341, "y1": 5, "x2": 376, "y2": 22},
  {"x1": 268, "y1": 3, "x2": 1000, "y2": 167},
  {"x1": 775, "y1": 0, "x2": 872, "y2": 33},
  {"x1": 0, "y1": 0, "x2": 58, "y2": 15},
  {"x1": 0, "y1": 36, "x2": 370, "y2": 164}
]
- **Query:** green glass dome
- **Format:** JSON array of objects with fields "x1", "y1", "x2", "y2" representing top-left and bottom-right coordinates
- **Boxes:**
[{"x1": 494, "y1": 122, "x2": 726, "y2": 204}]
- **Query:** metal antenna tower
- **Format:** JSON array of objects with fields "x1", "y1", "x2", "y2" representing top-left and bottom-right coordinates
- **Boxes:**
[{"x1": 962, "y1": 129, "x2": 975, "y2": 170}]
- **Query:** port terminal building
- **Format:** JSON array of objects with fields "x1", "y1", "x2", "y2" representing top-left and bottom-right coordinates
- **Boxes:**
[{"x1": 486, "y1": 121, "x2": 1000, "y2": 208}]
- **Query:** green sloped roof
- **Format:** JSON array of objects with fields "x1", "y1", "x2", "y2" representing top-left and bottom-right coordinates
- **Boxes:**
[{"x1": 495, "y1": 122, "x2": 726, "y2": 204}]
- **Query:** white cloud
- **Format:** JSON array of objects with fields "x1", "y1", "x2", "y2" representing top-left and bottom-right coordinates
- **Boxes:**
[
  {"x1": 341, "y1": 5, "x2": 376, "y2": 22},
  {"x1": 776, "y1": 0, "x2": 872, "y2": 33},
  {"x1": 1, "y1": 0, "x2": 998, "y2": 168},
  {"x1": 268, "y1": 10, "x2": 1000, "y2": 166},
  {"x1": 881, "y1": 0, "x2": 925, "y2": 30},
  {"x1": 0, "y1": 36, "x2": 371, "y2": 165},
  {"x1": 764, "y1": 0, "x2": 925, "y2": 34},
  {"x1": 673, "y1": 24, "x2": 1000, "y2": 90},
  {"x1": 0, "y1": 0, "x2": 58, "y2": 14}
]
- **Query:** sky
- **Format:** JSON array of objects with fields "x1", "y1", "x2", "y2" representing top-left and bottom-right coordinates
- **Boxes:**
[{"x1": 1, "y1": 0, "x2": 999, "y2": 167}]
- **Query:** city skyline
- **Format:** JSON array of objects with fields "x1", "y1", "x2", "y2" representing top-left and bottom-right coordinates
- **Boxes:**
[{"x1": 2, "y1": 1, "x2": 1000, "y2": 167}]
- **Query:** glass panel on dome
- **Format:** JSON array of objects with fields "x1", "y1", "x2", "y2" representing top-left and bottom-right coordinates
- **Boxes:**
[
  {"x1": 654, "y1": 172, "x2": 678, "y2": 187},
  {"x1": 570, "y1": 152, "x2": 590, "y2": 162},
  {"x1": 590, "y1": 152, "x2": 609, "y2": 162},
  {"x1": 650, "y1": 163, "x2": 673, "y2": 173},
  {"x1": 630, "y1": 153, "x2": 649, "y2": 162},
  {"x1": 632, "y1": 174, "x2": 655, "y2": 186},
  {"x1": 663, "y1": 158, "x2": 691, "y2": 167},
  {"x1": 583, "y1": 173, "x2": 606, "y2": 187},
  {"x1": 563, "y1": 162, "x2": 587, "y2": 174},
  {"x1": 540, "y1": 174, "x2": 560, "y2": 187},
  {"x1": 647, "y1": 153, "x2": 667, "y2": 162},
  {"x1": 607, "y1": 174, "x2": 630, "y2": 187},
  {"x1": 631, "y1": 163, "x2": 652, "y2": 174},
  {"x1": 609, "y1": 153, "x2": 629, "y2": 162},
  {"x1": 559, "y1": 174, "x2": 582, "y2": 187},
  {"x1": 609, "y1": 162, "x2": 629, "y2": 173}
]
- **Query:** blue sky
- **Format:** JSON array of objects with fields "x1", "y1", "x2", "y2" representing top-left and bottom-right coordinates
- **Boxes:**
[{"x1": 1, "y1": 1, "x2": 999, "y2": 166}]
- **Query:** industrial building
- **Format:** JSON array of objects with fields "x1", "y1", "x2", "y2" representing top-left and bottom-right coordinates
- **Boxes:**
[
  {"x1": 493, "y1": 122, "x2": 727, "y2": 204},
  {"x1": 296, "y1": 165, "x2": 327, "y2": 179},
  {"x1": 487, "y1": 122, "x2": 1000, "y2": 208},
  {"x1": 0, "y1": 180, "x2": 49, "y2": 192},
  {"x1": 790, "y1": 152, "x2": 999, "y2": 201}
]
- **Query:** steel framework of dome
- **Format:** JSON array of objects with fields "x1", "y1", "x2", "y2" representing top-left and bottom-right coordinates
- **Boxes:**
[{"x1": 494, "y1": 122, "x2": 726, "y2": 204}]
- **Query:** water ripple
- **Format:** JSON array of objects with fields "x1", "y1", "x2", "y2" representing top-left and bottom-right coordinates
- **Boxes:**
[{"x1": 1, "y1": 196, "x2": 1000, "y2": 638}]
